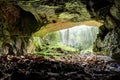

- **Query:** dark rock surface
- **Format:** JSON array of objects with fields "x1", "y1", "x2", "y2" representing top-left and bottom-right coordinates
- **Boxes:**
[
  {"x1": 0, "y1": 55, "x2": 120, "y2": 80},
  {"x1": 0, "y1": 1, "x2": 44, "y2": 55},
  {"x1": 92, "y1": 0, "x2": 120, "y2": 61}
]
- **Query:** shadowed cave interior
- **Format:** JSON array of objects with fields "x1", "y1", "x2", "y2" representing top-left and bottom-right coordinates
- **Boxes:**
[{"x1": 0, "y1": 0, "x2": 120, "y2": 80}]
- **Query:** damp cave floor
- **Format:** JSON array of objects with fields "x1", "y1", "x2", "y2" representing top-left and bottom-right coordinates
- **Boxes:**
[{"x1": 0, "y1": 54, "x2": 120, "y2": 80}]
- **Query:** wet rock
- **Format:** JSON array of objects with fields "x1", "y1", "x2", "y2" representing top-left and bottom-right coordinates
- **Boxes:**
[
  {"x1": 28, "y1": 72, "x2": 42, "y2": 80},
  {"x1": 11, "y1": 71, "x2": 28, "y2": 80},
  {"x1": 110, "y1": 5, "x2": 120, "y2": 21},
  {"x1": 0, "y1": 71, "x2": 3, "y2": 78},
  {"x1": 93, "y1": 0, "x2": 120, "y2": 61},
  {"x1": 47, "y1": 72, "x2": 59, "y2": 77},
  {"x1": 106, "y1": 63, "x2": 120, "y2": 72},
  {"x1": 96, "y1": 55, "x2": 113, "y2": 62}
]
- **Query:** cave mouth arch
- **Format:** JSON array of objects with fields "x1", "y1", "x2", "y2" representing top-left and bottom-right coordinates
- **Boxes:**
[
  {"x1": 31, "y1": 20, "x2": 102, "y2": 56},
  {"x1": 0, "y1": 0, "x2": 120, "y2": 61},
  {"x1": 33, "y1": 20, "x2": 102, "y2": 37},
  {"x1": 1, "y1": 1, "x2": 120, "y2": 79},
  {"x1": 35, "y1": 24, "x2": 99, "y2": 54}
]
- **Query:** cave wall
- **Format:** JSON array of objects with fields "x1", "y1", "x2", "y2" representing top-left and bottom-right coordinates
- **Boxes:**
[
  {"x1": 0, "y1": 0, "x2": 91, "y2": 55},
  {"x1": 27, "y1": 0, "x2": 120, "y2": 61},
  {"x1": 89, "y1": 0, "x2": 120, "y2": 61},
  {"x1": 0, "y1": 1, "x2": 45, "y2": 55}
]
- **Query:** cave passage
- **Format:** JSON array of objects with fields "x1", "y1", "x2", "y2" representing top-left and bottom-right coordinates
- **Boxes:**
[
  {"x1": 0, "y1": 0, "x2": 120, "y2": 80},
  {"x1": 1, "y1": 24, "x2": 120, "y2": 80}
]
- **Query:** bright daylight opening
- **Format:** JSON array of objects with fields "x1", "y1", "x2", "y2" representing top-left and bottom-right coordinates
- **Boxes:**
[
  {"x1": 39, "y1": 25, "x2": 98, "y2": 55},
  {"x1": 28, "y1": 24, "x2": 100, "y2": 63}
]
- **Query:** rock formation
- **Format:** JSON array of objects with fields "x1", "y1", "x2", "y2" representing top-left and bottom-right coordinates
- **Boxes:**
[
  {"x1": 0, "y1": 1, "x2": 45, "y2": 55},
  {"x1": 0, "y1": 0, "x2": 120, "y2": 61},
  {"x1": 90, "y1": 0, "x2": 120, "y2": 61}
]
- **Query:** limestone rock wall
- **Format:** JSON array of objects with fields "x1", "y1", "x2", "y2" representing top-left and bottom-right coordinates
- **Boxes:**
[
  {"x1": 0, "y1": 1, "x2": 45, "y2": 55},
  {"x1": 91, "y1": 0, "x2": 120, "y2": 61}
]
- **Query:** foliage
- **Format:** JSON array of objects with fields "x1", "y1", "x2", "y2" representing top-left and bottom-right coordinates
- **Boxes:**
[
  {"x1": 44, "y1": 32, "x2": 60, "y2": 43},
  {"x1": 51, "y1": 43, "x2": 77, "y2": 52},
  {"x1": 35, "y1": 42, "x2": 77, "y2": 56},
  {"x1": 29, "y1": 35, "x2": 77, "y2": 57}
]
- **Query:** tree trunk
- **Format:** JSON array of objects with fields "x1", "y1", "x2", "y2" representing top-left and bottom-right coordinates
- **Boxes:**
[{"x1": 66, "y1": 29, "x2": 69, "y2": 46}]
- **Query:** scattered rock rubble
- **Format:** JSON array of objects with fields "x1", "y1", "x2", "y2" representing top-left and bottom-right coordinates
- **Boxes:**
[{"x1": 0, "y1": 54, "x2": 120, "y2": 80}]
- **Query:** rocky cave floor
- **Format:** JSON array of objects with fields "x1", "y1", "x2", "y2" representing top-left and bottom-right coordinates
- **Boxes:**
[{"x1": 0, "y1": 53, "x2": 120, "y2": 80}]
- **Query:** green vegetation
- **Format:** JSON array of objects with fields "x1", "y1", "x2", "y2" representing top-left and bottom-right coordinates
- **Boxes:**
[
  {"x1": 49, "y1": 43, "x2": 77, "y2": 52},
  {"x1": 44, "y1": 32, "x2": 60, "y2": 42},
  {"x1": 31, "y1": 25, "x2": 98, "y2": 57},
  {"x1": 33, "y1": 42, "x2": 77, "y2": 60},
  {"x1": 31, "y1": 32, "x2": 77, "y2": 58},
  {"x1": 35, "y1": 42, "x2": 77, "y2": 55}
]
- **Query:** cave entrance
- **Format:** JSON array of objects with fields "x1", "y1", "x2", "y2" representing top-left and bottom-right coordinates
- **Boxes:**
[
  {"x1": 41, "y1": 25, "x2": 99, "y2": 55},
  {"x1": 30, "y1": 20, "x2": 102, "y2": 56},
  {"x1": 29, "y1": 20, "x2": 103, "y2": 58}
]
